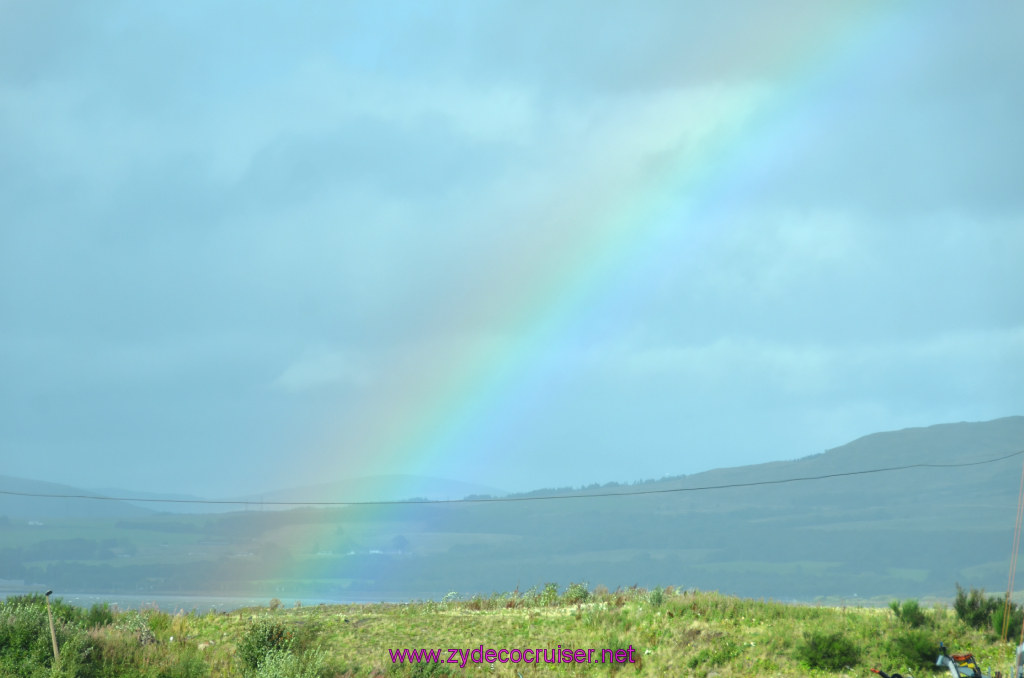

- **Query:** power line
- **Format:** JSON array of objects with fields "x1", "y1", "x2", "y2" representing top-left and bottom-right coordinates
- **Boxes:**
[{"x1": 3, "y1": 449, "x2": 1023, "y2": 508}]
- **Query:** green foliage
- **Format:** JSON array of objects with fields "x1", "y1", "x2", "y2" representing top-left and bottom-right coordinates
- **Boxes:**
[
  {"x1": 563, "y1": 581, "x2": 590, "y2": 605},
  {"x1": 154, "y1": 648, "x2": 211, "y2": 678},
  {"x1": 992, "y1": 598, "x2": 1024, "y2": 638},
  {"x1": 0, "y1": 600, "x2": 60, "y2": 675},
  {"x1": 86, "y1": 602, "x2": 115, "y2": 628},
  {"x1": 890, "y1": 598, "x2": 928, "y2": 627},
  {"x1": 795, "y1": 630, "x2": 859, "y2": 671},
  {"x1": 388, "y1": 659, "x2": 455, "y2": 677},
  {"x1": 250, "y1": 646, "x2": 326, "y2": 678},
  {"x1": 4, "y1": 592, "x2": 81, "y2": 624},
  {"x1": 238, "y1": 616, "x2": 294, "y2": 671},
  {"x1": 0, "y1": 585, "x2": 1008, "y2": 676},
  {"x1": 540, "y1": 582, "x2": 559, "y2": 606},
  {"x1": 886, "y1": 628, "x2": 938, "y2": 672},
  {"x1": 148, "y1": 609, "x2": 173, "y2": 635},
  {"x1": 115, "y1": 609, "x2": 157, "y2": 645},
  {"x1": 0, "y1": 596, "x2": 100, "y2": 678},
  {"x1": 954, "y1": 583, "x2": 1000, "y2": 630},
  {"x1": 288, "y1": 618, "x2": 325, "y2": 656},
  {"x1": 687, "y1": 639, "x2": 741, "y2": 669}
]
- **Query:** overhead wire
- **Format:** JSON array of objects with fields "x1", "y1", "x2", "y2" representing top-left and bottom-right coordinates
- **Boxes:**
[{"x1": 2, "y1": 448, "x2": 1023, "y2": 507}]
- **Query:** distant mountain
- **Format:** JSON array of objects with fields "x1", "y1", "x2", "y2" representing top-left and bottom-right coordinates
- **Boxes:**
[
  {"x1": 0, "y1": 476, "x2": 155, "y2": 520},
  {"x1": 5, "y1": 417, "x2": 1023, "y2": 603},
  {"x1": 567, "y1": 415, "x2": 1024, "y2": 507},
  {"x1": 233, "y1": 474, "x2": 509, "y2": 505}
]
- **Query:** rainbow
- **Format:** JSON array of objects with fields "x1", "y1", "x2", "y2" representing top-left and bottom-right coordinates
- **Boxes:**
[{"x1": 271, "y1": 2, "x2": 924, "y2": 592}]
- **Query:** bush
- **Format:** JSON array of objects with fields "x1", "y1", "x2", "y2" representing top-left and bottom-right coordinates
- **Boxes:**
[
  {"x1": 954, "y1": 584, "x2": 1000, "y2": 630},
  {"x1": 796, "y1": 630, "x2": 859, "y2": 671},
  {"x1": 890, "y1": 599, "x2": 928, "y2": 628},
  {"x1": 389, "y1": 659, "x2": 455, "y2": 676},
  {"x1": 85, "y1": 602, "x2": 115, "y2": 628},
  {"x1": 648, "y1": 587, "x2": 664, "y2": 608},
  {"x1": 563, "y1": 582, "x2": 590, "y2": 605},
  {"x1": 992, "y1": 599, "x2": 1024, "y2": 638},
  {"x1": 887, "y1": 628, "x2": 938, "y2": 672},
  {"x1": 238, "y1": 616, "x2": 294, "y2": 671},
  {"x1": 540, "y1": 583, "x2": 559, "y2": 606},
  {"x1": 0, "y1": 601, "x2": 59, "y2": 674},
  {"x1": 0, "y1": 596, "x2": 100, "y2": 678},
  {"x1": 115, "y1": 609, "x2": 157, "y2": 645}
]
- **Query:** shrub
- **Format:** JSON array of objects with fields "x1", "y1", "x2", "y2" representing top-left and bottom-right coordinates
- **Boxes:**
[
  {"x1": 890, "y1": 599, "x2": 928, "y2": 628},
  {"x1": 0, "y1": 597, "x2": 100, "y2": 678},
  {"x1": 389, "y1": 659, "x2": 455, "y2": 676},
  {"x1": 563, "y1": 582, "x2": 590, "y2": 605},
  {"x1": 85, "y1": 602, "x2": 115, "y2": 628},
  {"x1": 115, "y1": 609, "x2": 157, "y2": 645},
  {"x1": 238, "y1": 616, "x2": 294, "y2": 671},
  {"x1": 648, "y1": 587, "x2": 664, "y2": 609},
  {"x1": 3, "y1": 592, "x2": 82, "y2": 625},
  {"x1": 887, "y1": 628, "x2": 938, "y2": 672},
  {"x1": 992, "y1": 599, "x2": 1024, "y2": 639},
  {"x1": 795, "y1": 630, "x2": 859, "y2": 671},
  {"x1": 540, "y1": 583, "x2": 559, "y2": 606},
  {"x1": 251, "y1": 646, "x2": 326, "y2": 678},
  {"x1": 0, "y1": 601, "x2": 59, "y2": 674},
  {"x1": 954, "y1": 584, "x2": 1000, "y2": 630}
]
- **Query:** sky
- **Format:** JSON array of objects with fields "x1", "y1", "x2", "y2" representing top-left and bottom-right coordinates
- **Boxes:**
[{"x1": 2, "y1": 1, "x2": 1022, "y2": 499}]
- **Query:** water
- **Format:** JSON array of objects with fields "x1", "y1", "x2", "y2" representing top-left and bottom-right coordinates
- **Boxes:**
[{"x1": 0, "y1": 591, "x2": 417, "y2": 613}]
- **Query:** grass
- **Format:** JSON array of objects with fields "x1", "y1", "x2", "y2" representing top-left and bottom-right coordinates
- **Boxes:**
[{"x1": 2, "y1": 587, "x2": 1021, "y2": 677}]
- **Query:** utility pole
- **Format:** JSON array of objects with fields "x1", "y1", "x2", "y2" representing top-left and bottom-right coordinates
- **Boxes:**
[{"x1": 44, "y1": 590, "x2": 60, "y2": 669}]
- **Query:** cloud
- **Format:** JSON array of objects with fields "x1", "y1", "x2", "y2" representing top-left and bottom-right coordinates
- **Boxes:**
[
  {"x1": 591, "y1": 324, "x2": 1024, "y2": 409},
  {"x1": 274, "y1": 348, "x2": 372, "y2": 394},
  {"x1": 1, "y1": 2, "x2": 1022, "y2": 495}
]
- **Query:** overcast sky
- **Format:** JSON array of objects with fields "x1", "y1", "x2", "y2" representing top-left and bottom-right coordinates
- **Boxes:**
[{"x1": 2, "y1": 2, "x2": 1022, "y2": 499}]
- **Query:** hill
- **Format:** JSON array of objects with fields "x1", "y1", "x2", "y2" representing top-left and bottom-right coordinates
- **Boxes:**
[
  {"x1": 2, "y1": 416, "x2": 1022, "y2": 601},
  {"x1": 0, "y1": 476, "x2": 155, "y2": 520}
]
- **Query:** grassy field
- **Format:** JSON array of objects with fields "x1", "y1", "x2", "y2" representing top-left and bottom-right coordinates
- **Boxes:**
[{"x1": 3, "y1": 585, "x2": 1022, "y2": 677}]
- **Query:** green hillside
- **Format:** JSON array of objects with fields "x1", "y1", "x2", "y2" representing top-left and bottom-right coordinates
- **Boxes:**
[{"x1": 2, "y1": 417, "x2": 1023, "y2": 602}]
